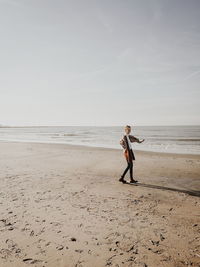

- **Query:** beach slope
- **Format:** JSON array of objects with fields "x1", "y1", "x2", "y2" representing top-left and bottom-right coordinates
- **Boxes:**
[{"x1": 0, "y1": 142, "x2": 199, "y2": 267}]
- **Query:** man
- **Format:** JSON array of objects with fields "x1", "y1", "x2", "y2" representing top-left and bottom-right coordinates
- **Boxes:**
[{"x1": 119, "y1": 125, "x2": 144, "y2": 184}]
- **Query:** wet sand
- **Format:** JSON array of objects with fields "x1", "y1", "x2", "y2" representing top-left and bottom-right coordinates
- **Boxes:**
[{"x1": 0, "y1": 141, "x2": 200, "y2": 267}]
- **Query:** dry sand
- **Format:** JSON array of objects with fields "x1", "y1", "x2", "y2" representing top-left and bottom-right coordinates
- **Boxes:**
[{"x1": 0, "y1": 141, "x2": 200, "y2": 267}]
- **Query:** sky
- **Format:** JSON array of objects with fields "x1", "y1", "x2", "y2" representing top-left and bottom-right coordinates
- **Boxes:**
[{"x1": 0, "y1": 0, "x2": 200, "y2": 126}]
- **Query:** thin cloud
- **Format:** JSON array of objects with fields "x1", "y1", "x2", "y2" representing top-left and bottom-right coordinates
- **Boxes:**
[{"x1": 184, "y1": 69, "x2": 200, "y2": 80}]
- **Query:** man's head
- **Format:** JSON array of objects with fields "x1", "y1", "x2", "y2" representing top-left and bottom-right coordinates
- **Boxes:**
[{"x1": 124, "y1": 125, "x2": 131, "y2": 134}]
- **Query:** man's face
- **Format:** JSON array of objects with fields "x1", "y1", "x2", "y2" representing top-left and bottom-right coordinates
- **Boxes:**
[{"x1": 125, "y1": 127, "x2": 131, "y2": 134}]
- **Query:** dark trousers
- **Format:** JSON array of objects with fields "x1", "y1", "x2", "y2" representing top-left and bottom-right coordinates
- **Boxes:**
[{"x1": 121, "y1": 160, "x2": 133, "y2": 180}]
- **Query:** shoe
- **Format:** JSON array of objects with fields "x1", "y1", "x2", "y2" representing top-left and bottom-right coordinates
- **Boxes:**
[
  {"x1": 119, "y1": 177, "x2": 127, "y2": 183},
  {"x1": 130, "y1": 179, "x2": 138, "y2": 184}
]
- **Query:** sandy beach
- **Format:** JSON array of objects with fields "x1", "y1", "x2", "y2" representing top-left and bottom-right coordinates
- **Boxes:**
[{"x1": 0, "y1": 141, "x2": 200, "y2": 267}]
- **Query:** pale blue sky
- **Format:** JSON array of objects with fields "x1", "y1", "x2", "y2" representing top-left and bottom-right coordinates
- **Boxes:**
[{"x1": 0, "y1": 0, "x2": 200, "y2": 126}]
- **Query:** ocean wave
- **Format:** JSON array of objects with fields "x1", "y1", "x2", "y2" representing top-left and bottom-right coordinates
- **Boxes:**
[
  {"x1": 147, "y1": 138, "x2": 200, "y2": 142},
  {"x1": 64, "y1": 133, "x2": 78, "y2": 137},
  {"x1": 163, "y1": 138, "x2": 200, "y2": 142},
  {"x1": 81, "y1": 131, "x2": 93, "y2": 135}
]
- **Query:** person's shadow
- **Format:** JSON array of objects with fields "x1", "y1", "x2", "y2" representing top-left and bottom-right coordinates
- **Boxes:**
[{"x1": 127, "y1": 182, "x2": 200, "y2": 197}]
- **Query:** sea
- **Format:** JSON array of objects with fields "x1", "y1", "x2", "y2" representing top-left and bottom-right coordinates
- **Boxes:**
[{"x1": 0, "y1": 126, "x2": 200, "y2": 155}]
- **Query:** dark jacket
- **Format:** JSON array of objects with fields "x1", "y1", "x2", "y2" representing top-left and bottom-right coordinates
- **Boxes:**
[
  {"x1": 119, "y1": 135, "x2": 140, "y2": 162},
  {"x1": 119, "y1": 135, "x2": 140, "y2": 150}
]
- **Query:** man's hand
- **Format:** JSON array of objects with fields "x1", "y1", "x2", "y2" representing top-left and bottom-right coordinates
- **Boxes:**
[{"x1": 139, "y1": 139, "x2": 145, "y2": 143}]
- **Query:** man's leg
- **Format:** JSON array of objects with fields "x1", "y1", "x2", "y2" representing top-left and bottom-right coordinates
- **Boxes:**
[
  {"x1": 119, "y1": 161, "x2": 130, "y2": 182},
  {"x1": 119, "y1": 161, "x2": 130, "y2": 183},
  {"x1": 129, "y1": 161, "x2": 133, "y2": 180},
  {"x1": 122, "y1": 163, "x2": 130, "y2": 178},
  {"x1": 129, "y1": 161, "x2": 138, "y2": 183}
]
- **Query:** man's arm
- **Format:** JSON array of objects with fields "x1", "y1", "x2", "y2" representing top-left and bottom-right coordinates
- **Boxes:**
[
  {"x1": 119, "y1": 138, "x2": 126, "y2": 149},
  {"x1": 130, "y1": 135, "x2": 145, "y2": 143}
]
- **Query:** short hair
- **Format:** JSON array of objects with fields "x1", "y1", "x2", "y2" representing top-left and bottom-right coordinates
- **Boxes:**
[{"x1": 125, "y1": 125, "x2": 131, "y2": 129}]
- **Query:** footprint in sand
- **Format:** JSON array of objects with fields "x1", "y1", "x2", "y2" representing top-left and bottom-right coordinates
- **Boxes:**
[
  {"x1": 23, "y1": 258, "x2": 43, "y2": 264},
  {"x1": 56, "y1": 245, "x2": 64, "y2": 250}
]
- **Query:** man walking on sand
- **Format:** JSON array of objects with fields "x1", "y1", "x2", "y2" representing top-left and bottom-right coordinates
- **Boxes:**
[{"x1": 119, "y1": 125, "x2": 144, "y2": 184}]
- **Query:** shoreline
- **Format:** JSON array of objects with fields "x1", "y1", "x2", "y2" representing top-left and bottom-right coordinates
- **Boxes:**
[{"x1": 1, "y1": 140, "x2": 200, "y2": 159}]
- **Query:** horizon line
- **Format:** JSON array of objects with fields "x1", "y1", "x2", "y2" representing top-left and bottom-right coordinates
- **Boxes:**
[{"x1": 1, "y1": 124, "x2": 200, "y2": 128}]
